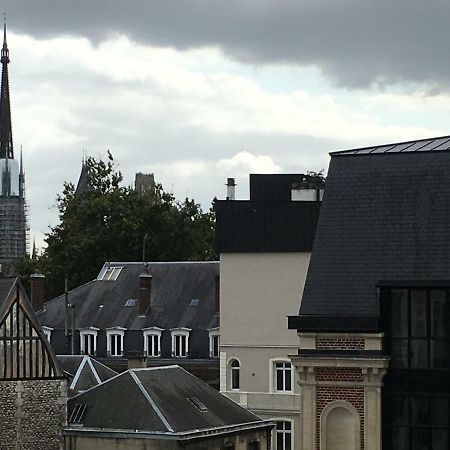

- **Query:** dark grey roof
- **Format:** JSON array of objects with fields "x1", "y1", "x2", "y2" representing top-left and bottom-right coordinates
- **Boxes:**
[
  {"x1": 57, "y1": 355, "x2": 117, "y2": 395},
  {"x1": 38, "y1": 262, "x2": 219, "y2": 330},
  {"x1": 0, "y1": 277, "x2": 17, "y2": 304},
  {"x1": 68, "y1": 365, "x2": 262, "y2": 433},
  {"x1": 332, "y1": 134, "x2": 450, "y2": 156},
  {"x1": 298, "y1": 142, "x2": 450, "y2": 319}
]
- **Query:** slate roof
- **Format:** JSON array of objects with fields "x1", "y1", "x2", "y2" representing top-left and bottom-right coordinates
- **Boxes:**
[
  {"x1": 296, "y1": 138, "x2": 450, "y2": 322},
  {"x1": 38, "y1": 262, "x2": 219, "y2": 330},
  {"x1": 57, "y1": 355, "x2": 117, "y2": 395},
  {"x1": 68, "y1": 365, "x2": 264, "y2": 434}
]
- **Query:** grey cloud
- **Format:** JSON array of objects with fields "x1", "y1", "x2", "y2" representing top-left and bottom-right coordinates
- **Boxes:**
[{"x1": 4, "y1": 0, "x2": 450, "y2": 89}]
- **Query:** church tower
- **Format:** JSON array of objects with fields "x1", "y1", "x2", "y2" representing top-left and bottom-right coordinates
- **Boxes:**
[{"x1": 0, "y1": 24, "x2": 27, "y2": 273}]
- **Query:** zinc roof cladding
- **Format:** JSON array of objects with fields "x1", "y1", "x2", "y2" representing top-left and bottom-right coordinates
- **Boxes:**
[
  {"x1": 332, "y1": 135, "x2": 450, "y2": 156},
  {"x1": 68, "y1": 366, "x2": 262, "y2": 433},
  {"x1": 38, "y1": 262, "x2": 219, "y2": 331},
  {"x1": 299, "y1": 148, "x2": 450, "y2": 317}
]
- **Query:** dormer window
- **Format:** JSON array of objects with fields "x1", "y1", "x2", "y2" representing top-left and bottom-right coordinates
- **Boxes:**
[
  {"x1": 171, "y1": 328, "x2": 191, "y2": 357},
  {"x1": 106, "y1": 328, "x2": 126, "y2": 356},
  {"x1": 79, "y1": 328, "x2": 99, "y2": 356},
  {"x1": 97, "y1": 266, "x2": 123, "y2": 281},
  {"x1": 208, "y1": 327, "x2": 220, "y2": 358},
  {"x1": 41, "y1": 326, "x2": 53, "y2": 343},
  {"x1": 142, "y1": 327, "x2": 163, "y2": 357}
]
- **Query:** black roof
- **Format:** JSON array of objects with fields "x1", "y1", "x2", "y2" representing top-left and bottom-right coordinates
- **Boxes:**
[
  {"x1": 38, "y1": 262, "x2": 219, "y2": 330},
  {"x1": 68, "y1": 365, "x2": 263, "y2": 433},
  {"x1": 295, "y1": 139, "x2": 450, "y2": 322},
  {"x1": 216, "y1": 173, "x2": 322, "y2": 253},
  {"x1": 0, "y1": 277, "x2": 16, "y2": 303},
  {"x1": 57, "y1": 355, "x2": 117, "y2": 395}
]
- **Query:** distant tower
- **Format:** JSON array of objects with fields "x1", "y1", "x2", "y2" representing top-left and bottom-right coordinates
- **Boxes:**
[{"x1": 0, "y1": 23, "x2": 27, "y2": 273}]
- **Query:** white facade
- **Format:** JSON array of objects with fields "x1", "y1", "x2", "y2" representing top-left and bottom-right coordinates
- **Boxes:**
[{"x1": 220, "y1": 252, "x2": 311, "y2": 450}]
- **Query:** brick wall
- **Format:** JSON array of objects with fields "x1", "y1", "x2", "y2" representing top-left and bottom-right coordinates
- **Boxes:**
[
  {"x1": 0, "y1": 379, "x2": 67, "y2": 450},
  {"x1": 316, "y1": 385, "x2": 365, "y2": 450},
  {"x1": 316, "y1": 337, "x2": 364, "y2": 350},
  {"x1": 316, "y1": 367, "x2": 363, "y2": 383}
]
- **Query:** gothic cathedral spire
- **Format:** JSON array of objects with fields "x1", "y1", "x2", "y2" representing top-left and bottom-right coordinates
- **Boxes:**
[{"x1": 0, "y1": 22, "x2": 13, "y2": 160}]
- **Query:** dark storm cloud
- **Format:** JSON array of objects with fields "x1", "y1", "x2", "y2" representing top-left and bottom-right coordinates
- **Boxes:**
[{"x1": 4, "y1": 0, "x2": 449, "y2": 88}]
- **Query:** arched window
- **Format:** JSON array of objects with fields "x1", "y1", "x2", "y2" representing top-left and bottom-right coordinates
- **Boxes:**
[{"x1": 230, "y1": 359, "x2": 240, "y2": 390}]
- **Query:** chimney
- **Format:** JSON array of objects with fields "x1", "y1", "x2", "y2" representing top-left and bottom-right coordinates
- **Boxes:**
[
  {"x1": 127, "y1": 351, "x2": 147, "y2": 369},
  {"x1": 138, "y1": 273, "x2": 152, "y2": 315},
  {"x1": 226, "y1": 178, "x2": 236, "y2": 200},
  {"x1": 30, "y1": 273, "x2": 45, "y2": 311}
]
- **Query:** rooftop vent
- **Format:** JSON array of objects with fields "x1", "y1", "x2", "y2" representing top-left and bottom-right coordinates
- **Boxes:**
[
  {"x1": 188, "y1": 397, "x2": 208, "y2": 412},
  {"x1": 125, "y1": 298, "x2": 137, "y2": 307}
]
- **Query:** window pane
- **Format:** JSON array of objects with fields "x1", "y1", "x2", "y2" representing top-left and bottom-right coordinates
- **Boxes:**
[
  {"x1": 411, "y1": 427, "x2": 430, "y2": 450},
  {"x1": 432, "y1": 429, "x2": 448, "y2": 449},
  {"x1": 285, "y1": 366, "x2": 291, "y2": 391},
  {"x1": 431, "y1": 397, "x2": 449, "y2": 426},
  {"x1": 276, "y1": 369, "x2": 283, "y2": 391},
  {"x1": 392, "y1": 427, "x2": 409, "y2": 449},
  {"x1": 411, "y1": 290, "x2": 427, "y2": 337},
  {"x1": 391, "y1": 395, "x2": 408, "y2": 425},
  {"x1": 391, "y1": 289, "x2": 408, "y2": 338},
  {"x1": 431, "y1": 340, "x2": 449, "y2": 369},
  {"x1": 410, "y1": 340, "x2": 428, "y2": 369},
  {"x1": 411, "y1": 396, "x2": 429, "y2": 426},
  {"x1": 391, "y1": 339, "x2": 409, "y2": 368},
  {"x1": 232, "y1": 367, "x2": 240, "y2": 389},
  {"x1": 148, "y1": 335, "x2": 154, "y2": 356},
  {"x1": 431, "y1": 290, "x2": 450, "y2": 338},
  {"x1": 276, "y1": 433, "x2": 283, "y2": 450}
]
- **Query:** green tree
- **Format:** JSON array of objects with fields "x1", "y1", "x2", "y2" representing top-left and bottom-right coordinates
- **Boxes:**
[{"x1": 29, "y1": 153, "x2": 216, "y2": 298}]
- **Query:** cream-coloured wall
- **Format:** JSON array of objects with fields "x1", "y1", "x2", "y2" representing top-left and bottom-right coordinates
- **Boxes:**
[{"x1": 220, "y1": 252, "x2": 310, "y2": 346}]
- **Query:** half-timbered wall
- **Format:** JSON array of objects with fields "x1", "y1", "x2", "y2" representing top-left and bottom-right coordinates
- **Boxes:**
[{"x1": 0, "y1": 281, "x2": 67, "y2": 450}]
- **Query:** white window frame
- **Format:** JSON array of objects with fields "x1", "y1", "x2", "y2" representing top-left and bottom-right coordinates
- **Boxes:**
[
  {"x1": 79, "y1": 328, "x2": 99, "y2": 356},
  {"x1": 106, "y1": 327, "x2": 126, "y2": 356},
  {"x1": 170, "y1": 328, "x2": 191, "y2": 357},
  {"x1": 41, "y1": 326, "x2": 53, "y2": 342},
  {"x1": 142, "y1": 327, "x2": 163, "y2": 357},
  {"x1": 273, "y1": 419, "x2": 294, "y2": 450},
  {"x1": 97, "y1": 265, "x2": 123, "y2": 281},
  {"x1": 208, "y1": 327, "x2": 220, "y2": 358},
  {"x1": 270, "y1": 358, "x2": 294, "y2": 393},
  {"x1": 228, "y1": 357, "x2": 241, "y2": 391}
]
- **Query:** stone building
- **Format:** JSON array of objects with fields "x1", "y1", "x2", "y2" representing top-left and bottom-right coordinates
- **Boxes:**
[
  {"x1": 0, "y1": 277, "x2": 67, "y2": 450},
  {"x1": 288, "y1": 135, "x2": 450, "y2": 450},
  {"x1": 215, "y1": 174, "x2": 323, "y2": 450},
  {"x1": 0, "y1": 25, "x2": 27, "y2": 273}
]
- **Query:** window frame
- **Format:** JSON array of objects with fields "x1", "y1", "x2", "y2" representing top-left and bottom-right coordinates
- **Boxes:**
[
  {"x1": 229, "y1": 358, "x2": 241, "y2": 391},
  {"x1": 274, "y1": 419, "x2": 294, "y2": 450},
  {"x1": 208, "y1": 327, "x2": 220, "y2": 358},
  {"x1": 170, "y1": 328, "x2": 191, "y2": 358},
  {"x1": 106, "y1": 327, "x2": 126, "y2": 357},
  {"x1": 270, "y1": 358, "x2": 294, "y2": 393},
  {"x1": 97, "y1": 265, "x2": 123, "y2": 281},
  {"x1": 41, "y1": 326, "x2": 53, "y2": 343},
  {"x1": 79, "y1": 327, "x2": 99, "y2": 356},
  {"x1": 142, "y1": 327, "x2": 163, "y2": 357}
]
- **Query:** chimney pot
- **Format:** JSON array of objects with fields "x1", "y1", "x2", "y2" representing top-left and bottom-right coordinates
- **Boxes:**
[
  {"x1": 30, "y1": 273, "x2": 45, "y2": 311},
  {"x1": 139, "y1": 273, "x2": 152, "y2": 315}
]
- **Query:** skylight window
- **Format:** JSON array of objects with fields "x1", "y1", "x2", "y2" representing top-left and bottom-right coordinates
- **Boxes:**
[
  {"x1": 189, "y1": 299, "x2": 200, "y2": 306},
  {"x1": 188, "y1": 397, "x2": 208, "y2": 412},
  {"x1": 125, "y1": 298, "x2": 137, "y2": 307},
  {"x1": 69, "y1": 404, "x2": 88, "y2": 423},
  {"x1": 98, "y1": 266, "x2": 123, "y2": 281}
]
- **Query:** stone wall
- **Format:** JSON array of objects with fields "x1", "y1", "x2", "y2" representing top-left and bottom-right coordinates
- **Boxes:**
[{"x1": 0, "y1": 379, "x2": 67, "y2": 450}]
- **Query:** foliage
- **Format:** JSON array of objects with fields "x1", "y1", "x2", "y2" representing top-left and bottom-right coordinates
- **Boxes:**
[{"x1": 24, "y1": 153, "x2": 216, "y2": 299}]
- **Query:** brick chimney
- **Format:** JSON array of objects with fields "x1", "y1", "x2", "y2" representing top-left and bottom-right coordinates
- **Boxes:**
[
  {"x1": 30, "y1": 273, "x2": 45, "y2": 311},
  {"x1": 138, "y1": 273, "x2": 152, "y2": 315}
]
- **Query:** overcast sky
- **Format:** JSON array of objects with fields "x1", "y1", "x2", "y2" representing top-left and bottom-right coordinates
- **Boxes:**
[{"x1": 3, "y1": 1, "x2": 450, "y2": 249}]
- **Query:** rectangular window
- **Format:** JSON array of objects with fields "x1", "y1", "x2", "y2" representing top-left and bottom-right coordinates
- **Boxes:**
[
  {"x1": 147, "y1": 334, "x2": 160, "y2": 357},
  {"x1": 174, "y1": 334, "x2": 187, "y2": 357},
  {"x1": 275, "y1": 362, "x2": 292, "y2": 392},
  {"x1": 276, "y1": 421, "x2": 292, "y2": 450},
  {"x1": 109, "y1": 333, "x2": 123, "y2": 356},
  {"x1": 82, "y1": 334, "x2": 95, "y2": 355}
]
